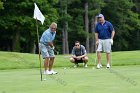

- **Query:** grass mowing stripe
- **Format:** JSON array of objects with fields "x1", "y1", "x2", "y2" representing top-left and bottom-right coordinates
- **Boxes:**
[{"x1": 0, "y1": 66, "x2": 139, "y2": 93}]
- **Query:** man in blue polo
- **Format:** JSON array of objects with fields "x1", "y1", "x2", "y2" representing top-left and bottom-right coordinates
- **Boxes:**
[
  {"x1": 39, "y1": 22, "x2": 57, "y2": 75},
  {"x1": 95, "y1": 14, "x2": 115, "y2": 69}
]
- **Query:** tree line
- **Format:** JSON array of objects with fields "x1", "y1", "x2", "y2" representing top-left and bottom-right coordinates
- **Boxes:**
[{"x1": 0, "y1": 0, "x2": 140, "y2": 54}]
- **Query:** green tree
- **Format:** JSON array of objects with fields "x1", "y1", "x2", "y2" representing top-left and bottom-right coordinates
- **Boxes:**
[
  {"x1": 0, "y1": 0, "x2": 3, "y2": 9},
  {"x1": 67, "y1": 0, "x2": 105, "y2": 53},
  {"x1": 102, "y1": 0, "x2": 140, "y2": 51},
  {"x1": 0, "y1": 0, "x2": 59, "y2": 53}
]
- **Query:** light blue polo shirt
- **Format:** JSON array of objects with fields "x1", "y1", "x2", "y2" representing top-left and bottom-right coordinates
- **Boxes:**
[
  {"x1": 40, "y1": 28, "x2": 56, "y2": 46},
  {"x1": 95, "y1": 21, "x2": 114, "y2": 39}
]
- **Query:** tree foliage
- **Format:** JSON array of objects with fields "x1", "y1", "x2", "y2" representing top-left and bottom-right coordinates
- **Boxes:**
[{"x1": 0, "y1": 0, "x2": 140, "y2": 53}]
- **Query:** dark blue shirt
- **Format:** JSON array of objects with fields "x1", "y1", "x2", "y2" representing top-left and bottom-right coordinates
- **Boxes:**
[{"x1": 95, "y1": 21, "x2": 114, "y2": 39}]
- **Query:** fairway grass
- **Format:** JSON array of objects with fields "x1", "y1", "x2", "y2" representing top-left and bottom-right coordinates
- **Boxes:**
[{"x1": 0, "y1": 66, "x2": 139, "y2": 93}]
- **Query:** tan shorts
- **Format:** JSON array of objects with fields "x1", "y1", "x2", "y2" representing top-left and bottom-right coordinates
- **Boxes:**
[{"x1": 97, "y1": 39, "x2": 111, "y2": 53}]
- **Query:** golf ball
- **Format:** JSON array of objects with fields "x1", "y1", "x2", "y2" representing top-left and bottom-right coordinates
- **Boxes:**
[
  {"x1": 64, "y1": 67, "x2": 66, "y2": 69},
  {"x1": 92, "y1": 67, "x2": 95, "y2": 69}
]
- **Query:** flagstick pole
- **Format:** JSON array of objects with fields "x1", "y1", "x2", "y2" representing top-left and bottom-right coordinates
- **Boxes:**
[{"x1": 36, "y1": 19, "x2": 42, "y2": 81}]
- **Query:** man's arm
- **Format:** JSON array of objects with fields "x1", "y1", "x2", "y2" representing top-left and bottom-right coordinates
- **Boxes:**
[
  {"x1": 77, "y1": 46, "x2": 87, "y2": 58},
  {"x1": 111, "y1": 31, "x2": 115, "y2": 39},
  {"x1": 95, "y1": 33, "x2": 99, "y2": 45},
  {"x1": 71, "y1": 47, "x2": 76, "y2": 58},
  {"x1": 71, "y1": 55, "x2": 76, "y2": 58},
  {"x1": 48, "y1": 42, "x2": 54, "y2": 49},
  {"x1": 78, "y1": 54, "x2": 86, "y2": 58}
]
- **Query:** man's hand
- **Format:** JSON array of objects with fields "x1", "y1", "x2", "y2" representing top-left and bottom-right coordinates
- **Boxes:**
[
  {"x1": 72, "y1": 55, "x2": 76, "y2": 58},
  {"x1": 76, "y1": 56, "x2": 82, "y2": 60},
  {"x1": 96, "y1": 40, "x2": 99, "y2": 45},
  {"x1": 52, "y1": 46, "x2": 55, "y2": 50},
  {"x1": 49, "y1": 46, "x2": 55, "y2": 50},
  {"x1": 110, "y1": 39, "x2": 113, "y2": 45}
]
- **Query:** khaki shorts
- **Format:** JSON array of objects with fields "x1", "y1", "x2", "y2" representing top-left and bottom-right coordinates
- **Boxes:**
[
  {"x1": 39, "y1": 43, "x2": 55, "y2": 59},
  {"x1": 97, "y1": 39, "x2": 111, "y2": 53}
]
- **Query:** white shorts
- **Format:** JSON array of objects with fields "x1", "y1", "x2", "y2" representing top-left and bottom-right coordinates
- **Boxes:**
[{"x1": 97, "y1": 39, "x2": 111, "y2": 53}]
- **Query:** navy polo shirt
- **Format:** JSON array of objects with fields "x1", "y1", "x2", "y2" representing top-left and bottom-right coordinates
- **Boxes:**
[{"x1": 95, "y1": 21, "x2": 114, "y2": 39}]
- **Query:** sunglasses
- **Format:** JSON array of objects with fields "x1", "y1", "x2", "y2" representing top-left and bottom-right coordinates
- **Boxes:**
[
  {"x1": 51, "y1": 28, "x2": 56, "y2": 29},
  {"x1": 75, "y1": 44, "x2": 80, "y2": 46}
]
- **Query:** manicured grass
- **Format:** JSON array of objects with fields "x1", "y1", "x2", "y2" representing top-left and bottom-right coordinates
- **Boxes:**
[
  {"x1": 0, "y1": 51, "x2": 140, "y2": 70},
  {"x1": 0, "y1": 51, "x2": 140, "y2": 93},
  {"x1": 0, "y1": 66, "x2": 139, "y2": 93}
]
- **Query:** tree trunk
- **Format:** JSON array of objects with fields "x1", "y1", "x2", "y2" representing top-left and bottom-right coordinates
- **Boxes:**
[
  {"x1": 90, "y1": 16, "x2": 98, "y2": 52},
  {"x1": 29, "y1": 40, "x2": 36, "y2": 54},
  {"x1": 134, "y1": 0, "x2": 140, "y2": 49},
  {"x1": 12, "y1": 29, "x2": 20, "y2": 52},
  {"x1": 84, "y1": 2, "x2": 89, "y2": 53},
  {"x1": 62, "y1": 0, "x2": 69, "y2": 54},
  {"x1": 62, "y1": 28, "x2": 66, "y2": 54},
  {"x1": 64, "y1": 22, "x2": 69, "y2": 54}
]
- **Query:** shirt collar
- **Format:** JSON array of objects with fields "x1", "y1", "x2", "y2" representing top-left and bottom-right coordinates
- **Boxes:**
[
  {"x1": 49, "y1": 28, "x2": 56, "y2": 34},
  {"x1": 99, "y1": 20, "x2": 106, "y2": 25}
]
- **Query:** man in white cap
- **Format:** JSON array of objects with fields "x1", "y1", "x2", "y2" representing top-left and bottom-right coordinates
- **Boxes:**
[{"x1": 95, "y1": 14, "x2": 115, "y2": 69}]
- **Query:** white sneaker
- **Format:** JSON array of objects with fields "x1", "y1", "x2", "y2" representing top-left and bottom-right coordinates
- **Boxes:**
[
  {"x1": 100, "y1": 64, "x2": 103, "y2": 68},
  {"x1": 44, "y1": 70, "x2": 47, "y2": 74},
  {"x1": 97, "y1": 64, "x2": 100, "y2": 69},
  {"x1": 106, "y1": 64, "x2": 110, "y2": 69},
  {"x1": 74, "y1": 64, "x2": 78, "y2": 68},
  {"x1": 47, "y1": 70, "x2": 53, "y2": 75},
  {"x1": 85, "y1": 64, "x2": 88, "y2": 68},
  {"x1": 83, "y1": 63, "x2": 88, "y2": 68},
  {"x1": 97, "y1": 63, "x2": 102, "y2": 69},
  {"x1": 51, "y1": 70, "x2": 58, "y2": 74}
]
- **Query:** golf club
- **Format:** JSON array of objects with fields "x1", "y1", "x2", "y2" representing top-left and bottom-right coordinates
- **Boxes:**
[
  {"x1": 110, "y1": 50, "x2": 112, "y2": 67},
  {"x1": 43, "y1": 74, "x2": 47, "y2": 81},
  {"x1": 93, "y1": 45, "x2": 98, "y2": 69}
]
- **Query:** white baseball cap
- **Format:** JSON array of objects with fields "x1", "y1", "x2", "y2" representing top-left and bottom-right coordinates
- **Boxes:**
[{"x1": 97, "y1": 14, "x2": 104, "y2": 18}]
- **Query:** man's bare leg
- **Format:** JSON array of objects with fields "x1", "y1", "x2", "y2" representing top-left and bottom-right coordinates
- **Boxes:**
[
  {"x1": 49, "y1": 57, "x2": 55, "y2": 71},
  {"x1": 44, "y1": 58, "x2": 49, "y2": 71},
  {"x1": 97, "y1": 52, "x2": 101, "y2": 64},
  {"x1": 106, "y1": 53, "x2": 110, "y2": 64},
  {"x1": 83, "y1": 57, "x2": 88, "y2": 67},
  {"x1": 106, "y1": 53, "x2": 111, "y2": 68}
]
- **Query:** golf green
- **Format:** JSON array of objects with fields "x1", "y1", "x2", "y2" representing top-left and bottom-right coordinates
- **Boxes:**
[{"x1": 0, "y1": 65, "x2": 139, "y2": 93}]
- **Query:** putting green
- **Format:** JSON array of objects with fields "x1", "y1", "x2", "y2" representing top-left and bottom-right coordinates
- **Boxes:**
[{"x1": 0, "y1": 65, "x2": 139, "y2": 93}]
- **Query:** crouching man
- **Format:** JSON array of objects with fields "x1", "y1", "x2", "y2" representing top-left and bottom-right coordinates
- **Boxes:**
[{"x1": 70, "y1": 41, "x2": 88, "y2": 68}]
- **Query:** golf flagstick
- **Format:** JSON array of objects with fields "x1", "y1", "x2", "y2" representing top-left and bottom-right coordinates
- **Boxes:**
[
  {"x1": 93, "y1": 44, "x2": 98, "y2": 69},
  {"x1": 35, "y1": 19, "x2": 43, "y2": 81},
  {"x1": 33, "y1": 3, "x2": 45, "y2": 81}
]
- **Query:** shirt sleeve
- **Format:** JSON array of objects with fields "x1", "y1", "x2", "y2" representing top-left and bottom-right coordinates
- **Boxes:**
[
  {"x1": 109, "y1": 22, "x2": 114, "y2": 32},
  {"x1": 72, "y1": 47, "x2": 75, "y2": 55},
  {"x1": 81, "y1": 45, "x2": 87, "y2": 55},
  {"x1": 95, "y1": 24, "x2": 98, "y2": 33}
]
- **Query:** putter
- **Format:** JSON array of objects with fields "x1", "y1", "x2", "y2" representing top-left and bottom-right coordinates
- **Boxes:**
[
  {"x1": 110, "y1": 50, "x2": 112, "y2": 67},
  {"x1": 92, "y1": 45, "x2": 98, "y2": 69},
  {"x1": 44, "y1": 74, "x2": 47, "y2": 81},
  {"x1": 94, "y1": 50, "x2": 97, "y2": 66}
]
